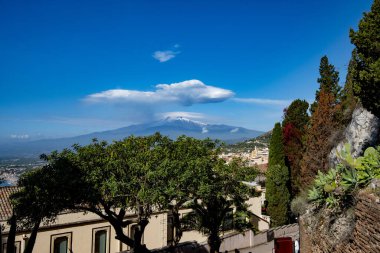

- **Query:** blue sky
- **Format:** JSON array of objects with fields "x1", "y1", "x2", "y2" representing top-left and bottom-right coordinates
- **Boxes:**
[{"x1": 0, "y1": 0, "x2": 373, "y2": 141}]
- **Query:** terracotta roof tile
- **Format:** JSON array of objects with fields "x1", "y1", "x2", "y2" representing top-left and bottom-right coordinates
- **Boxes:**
[{"x1": 0, "y1": 186, "x2": 20, "y2": 221}]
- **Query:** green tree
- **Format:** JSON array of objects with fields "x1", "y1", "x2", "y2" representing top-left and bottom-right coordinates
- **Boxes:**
[
  {"x1": 282, "y1": 99, "x2": 310, "y2": 131},
  {"x1": 11, "y1": 154, "x2": 84, "y2": 253},
  {"x1": 11, "y1": 134, "x2": 173, "y2": 253},
  {"x1": 11, "y1": 134, "x2": 259, "y2": 253},
  {"x1": 266, "y1": 164, "x2": 290, "y2": 227},
  {"x1": 267, "y1": 122, "x2": 290, "y2": 226},
  {"x1": 268, "y1": 122, "x2": 286, "y2": 167},
  {"x1": 69, "y1": 134, "x2": 172, "y2": 253},
  {"x1": 155, "y1": 136, "x2": 222, "y2": 246},
  {"x1": 310, "y1": 56, "x2": 341, "y2": 114},
  {"x1": 350, "y1": 0, "x2": 380, "y2": 117},
  {"x1": 282, "y1": 99, "x2": 309, "y2": 196},
  {"x1": 182, "y1": 158, "x2": 258, "y2": 253}
]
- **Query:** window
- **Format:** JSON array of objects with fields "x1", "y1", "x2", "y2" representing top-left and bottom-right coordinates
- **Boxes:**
[
  {"x1": 222, "y1": 209, "x2": 234, "y2": 231},
  {"x1": 50, "y1": 233, "x2": 72, "y2": 253},
  {"x1": 2, "y1": 241, "x2": 21, "y2": 253},
  {"x1": 167, "y1": 215, "x2": 174, "y2": 245},
  {"x1": 54, "y1": 236, "x2": 68, "y2": 253},
  {"x1": 181, "y1": 211, "x2": 196, "y2": 231},
  {"x1": 92, "y1": 226, "x2": 110, "y2": 253}
]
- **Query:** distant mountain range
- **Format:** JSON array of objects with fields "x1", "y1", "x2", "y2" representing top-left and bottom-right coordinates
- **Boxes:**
[{"x1": 0, "y1": 117, "x2": 263, "y2": 158}]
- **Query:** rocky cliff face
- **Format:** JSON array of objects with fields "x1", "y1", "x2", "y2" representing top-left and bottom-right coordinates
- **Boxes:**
[
  {"x1": 329, "y1": 106, "x2": 380, "y2": 166},
  {"x1": 300, "y1": 189, "x2": 380, "y2": 253},
  {"x1": 300, "y1": 105, "x2": 380, "y2": 253}
]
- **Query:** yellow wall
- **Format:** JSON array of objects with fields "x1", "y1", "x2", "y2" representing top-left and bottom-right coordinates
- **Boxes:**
[{"x1": 1, "y1": 194, "x2": 265, "y2": 252}]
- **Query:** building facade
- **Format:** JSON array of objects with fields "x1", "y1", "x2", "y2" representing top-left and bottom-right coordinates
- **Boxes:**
[{"x1": 0, "y1": 186, "x2": 269, "y2": 253}]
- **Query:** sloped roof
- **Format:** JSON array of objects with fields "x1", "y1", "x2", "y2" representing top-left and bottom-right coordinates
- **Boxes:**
[{"x1": 0, "y1": 186, "x2": 19, "y2": 221}]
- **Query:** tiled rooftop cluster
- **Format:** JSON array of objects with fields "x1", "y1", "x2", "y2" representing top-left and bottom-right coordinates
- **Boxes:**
[{"x1": 0, "y1": 186, "x2": 19, "y2": 221}]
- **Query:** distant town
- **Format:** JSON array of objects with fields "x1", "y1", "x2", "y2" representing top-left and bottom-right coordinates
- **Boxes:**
[
  {"x1": 220, "y1": 146, "x2": 269, "y2": 171},
  {"x1": 0, "y1": 158, "x2": 45, "y2": 186}
]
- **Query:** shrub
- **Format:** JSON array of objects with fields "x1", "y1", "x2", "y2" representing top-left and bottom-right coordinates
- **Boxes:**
[{"x1": 290, "y1": 192, "x2": 308, "y2": 216}]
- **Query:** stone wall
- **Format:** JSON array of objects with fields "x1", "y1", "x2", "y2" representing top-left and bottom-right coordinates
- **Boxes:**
[
  {"x1": 329, "y1": 106, "x2": 380, "y2": 166},
  {"x1": 300, "y1": 190, "x2": 380, "y2": 253}
]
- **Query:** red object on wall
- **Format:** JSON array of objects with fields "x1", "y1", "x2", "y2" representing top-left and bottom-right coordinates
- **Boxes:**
[{"x1": 274, "y1": 237, "x2": 293, "y2": 253}]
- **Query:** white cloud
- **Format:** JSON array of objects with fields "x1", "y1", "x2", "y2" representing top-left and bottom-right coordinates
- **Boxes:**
[
  {"x1": 10, "y1": 134, "x2": 30, "y2": 139},
  {"x1": 230, "y1": 128, "x2": 239, "y2": 133},
  {"x1": 233, "y1": 98, "x2": 291, "y2": 106},
  {"x1": 202, "y1": 127, "x2": 209, "y2": 134},
  {"x1": 152, "y1": 50, "x2": 179, "y2": 62},
  {"x1": 85, "y1": 80, "x2": 234, "y2": 106}
]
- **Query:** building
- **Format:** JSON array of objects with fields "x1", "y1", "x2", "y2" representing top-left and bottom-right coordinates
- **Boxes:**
[{"x1": 0, "y1": 186, "x2": 269, "y2": 253}]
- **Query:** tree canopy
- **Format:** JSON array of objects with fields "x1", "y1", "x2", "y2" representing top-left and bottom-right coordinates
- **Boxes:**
[
  {"x1": 282, "y1": 99, "x2": 310, "y2": 132},
  {"x1": 310, "y1": 56, "x2": 341, "y2": 114},
  {"x1": 268, "y1": 122, "x2": 286, "y2": 168},
  {"x1": 350, "y1": 0, "x2": 380, "y2": 118},
  {"x1": 182, "y1": 158, "x2": 258, "y2": 253},
  {"x1": 10, "y1": 133, "x2": 258, "y2": 253}
]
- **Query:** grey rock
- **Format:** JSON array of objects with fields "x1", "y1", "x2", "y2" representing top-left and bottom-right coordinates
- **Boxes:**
[{"x1": 329, "y1": 106, "x2": 380, "y2": 166}]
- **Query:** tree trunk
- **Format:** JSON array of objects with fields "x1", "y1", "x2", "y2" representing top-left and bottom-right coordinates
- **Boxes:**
[
  {"x1": 6, "y1": 214, "x2": 17, "y2": 253},
  {"x1": 109, "y1": 218, "x2": 135, "y2": 247},
  {"x1": 131, "y1": 244, "x2": 150, "y2": 253},
  {"x1": 172, "y1": 206, "x2": 183, "y2": 245},
  {"x1": 131, "y1": 219, "x2": 150, "y2": 253},
  {"x1": 23, "y1": 220, "x2": 40, "y2": 253},
  {"x1": 207, "y1": 233, "x2": 222, "y2": 253}
]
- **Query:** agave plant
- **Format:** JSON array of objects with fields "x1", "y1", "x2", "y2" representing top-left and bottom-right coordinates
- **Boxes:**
[{"x1": 308, "y1": 144, "x2": 380, "y2": 210}]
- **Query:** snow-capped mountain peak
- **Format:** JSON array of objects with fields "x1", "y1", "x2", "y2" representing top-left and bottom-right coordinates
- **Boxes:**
[
  {"x1": 0, "y1": 118, "x2": 264, "y2": 157},
  {"x1": 163, "y1": 116, "x2": 207, "y2": 126}
]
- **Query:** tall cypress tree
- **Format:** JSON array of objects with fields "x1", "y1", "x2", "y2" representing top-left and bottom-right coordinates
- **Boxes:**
[
  {"x1": 266, "y1": 164, "x2": 290, "y2": 227},
  {"x1": 267, "y1": 122, "x2": 290, "y2": 227},
  {"x1": 350, "y1": 0, "x2": 380, "y2": 117},
  {"x1": 268, "y1": 122, "x2": 286, "y2": 167}
]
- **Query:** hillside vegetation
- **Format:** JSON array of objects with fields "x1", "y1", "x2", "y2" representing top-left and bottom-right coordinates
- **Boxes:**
[{"x1": 225, "y1": 131, "x2": 272, "y2": 153}]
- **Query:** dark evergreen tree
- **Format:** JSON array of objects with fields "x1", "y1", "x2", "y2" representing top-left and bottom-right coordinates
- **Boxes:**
[
  {"x1": 350, "y1": 0, "x2": 380, "y2": 118},
  {"x1": 267, "y1": 122, "x2": 290, "y2": 226},
  {"x1": 266, "y1": 164, "x2": 290, "y2": 227},
  {"x1": 268, "y1": 122, "x2": 286, "y2": 167},
  {"x1": 282, "y1": 99, "x2": 309, "y2": 132},
  {"x1": 310, "y1": 56, "x2": 341, "y2": 114},
  {"x1": 341, "y1": 54, "x2": 359, "y2": 121}
]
